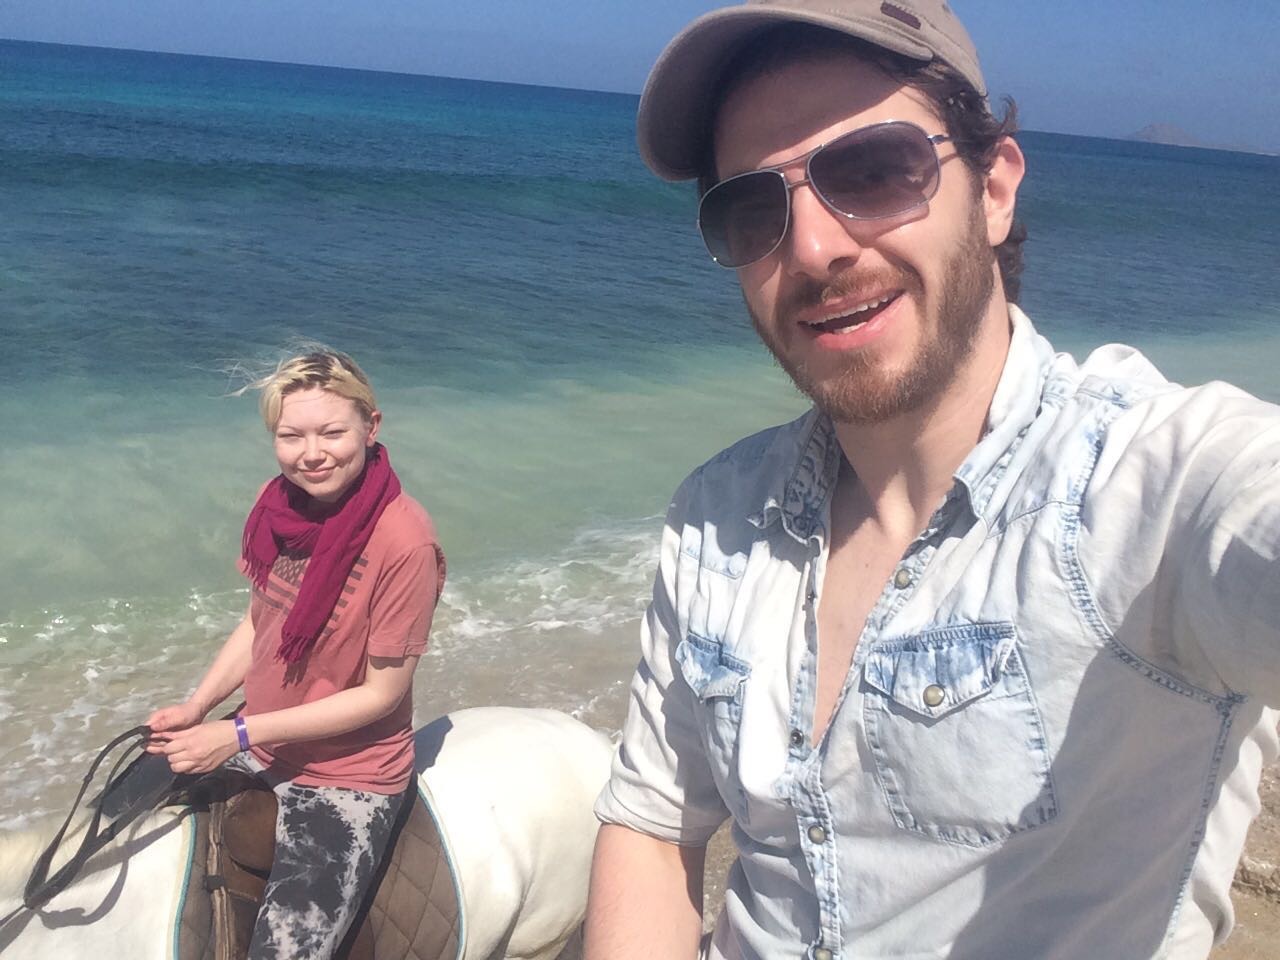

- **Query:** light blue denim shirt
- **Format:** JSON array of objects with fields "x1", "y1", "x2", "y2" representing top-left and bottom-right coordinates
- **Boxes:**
[{"x1": 596, "y1": 307, "x2": 1280, "y2": 960}]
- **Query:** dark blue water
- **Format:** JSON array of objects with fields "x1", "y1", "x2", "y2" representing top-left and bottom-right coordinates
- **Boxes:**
[
  {"x1": 1, "y1": 40, "x2": 715, "y2": 398},
  {"x1": 6, "y1": 40, "x2": 1276, "y2": 398},
  {"x1": 1016, "y1": 131, "x2": 1279, "y2": 345}
]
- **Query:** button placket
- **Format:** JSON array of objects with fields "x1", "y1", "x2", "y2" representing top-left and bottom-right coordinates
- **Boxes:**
[
  {"x1": 794, "y1": 755, "x2": 844, "y2": 960},
  {"x1": 787, "y1": 541, "x2": 822, "y2": 759}
]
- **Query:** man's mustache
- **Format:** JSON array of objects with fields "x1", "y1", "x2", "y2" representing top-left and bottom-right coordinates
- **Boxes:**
[{"x1": 778, "y1": 266, "x2": 922, "y2": 318}]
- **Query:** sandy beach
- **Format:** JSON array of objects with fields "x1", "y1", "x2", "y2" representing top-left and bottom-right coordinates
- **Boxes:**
[{"x1": 1220, "y1": 762, "x2": 1280, "y2": 955}]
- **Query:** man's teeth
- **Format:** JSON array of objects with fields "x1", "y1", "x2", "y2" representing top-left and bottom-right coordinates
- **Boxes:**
[
  {"x1": 809, "y1": 294, "x2": 895, "y2": 327},
  {"x1": 849, "y1": 294, "x2": 894, "y2": 315}
]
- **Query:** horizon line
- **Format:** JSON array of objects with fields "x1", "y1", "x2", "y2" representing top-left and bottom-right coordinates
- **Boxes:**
[
  {"x1": 0, "y1": 35, "x2": 642, "y2": 99},
  {"x1": 4, "y1": 36, "x2": 1276, "y2": 158}
]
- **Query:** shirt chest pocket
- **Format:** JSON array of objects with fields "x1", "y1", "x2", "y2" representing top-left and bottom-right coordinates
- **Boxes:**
[{"x1": 862, "y1": 623, "x2": 1058, "y2": 847}]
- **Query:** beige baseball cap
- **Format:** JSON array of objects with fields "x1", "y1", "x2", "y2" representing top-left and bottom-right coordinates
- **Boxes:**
[{"x1": 637, "y1": 0, "x2": 986, "y2": 181}]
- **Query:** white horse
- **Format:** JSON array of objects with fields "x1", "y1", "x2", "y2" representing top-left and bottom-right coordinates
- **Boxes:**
[{"x1": 0, "y1": 706, "x2": 613, "y2": 960}]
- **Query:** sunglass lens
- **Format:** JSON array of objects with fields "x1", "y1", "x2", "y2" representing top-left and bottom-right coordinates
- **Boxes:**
[
  {"x1": 699, "y1": 172, "x2": 789, "y2": 267},
  {"x1": 810, "y1": 124, "x2": 939, "y2": 220}
]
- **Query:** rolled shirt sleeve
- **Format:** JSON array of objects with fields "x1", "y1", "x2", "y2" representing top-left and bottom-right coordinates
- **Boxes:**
[{"x1": 595, "y1": 482, "x2": 731, "y2": 845}]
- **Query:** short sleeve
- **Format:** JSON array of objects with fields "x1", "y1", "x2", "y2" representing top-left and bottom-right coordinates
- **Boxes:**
[
  {"x1": 594, "y1": 481, "x2": 731, "y2": 845},
  {"x1": 366, "y1": 543, "x2": 443, "y2": 658}
]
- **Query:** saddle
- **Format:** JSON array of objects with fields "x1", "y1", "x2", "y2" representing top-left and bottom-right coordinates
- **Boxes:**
[{"x1": 175, "y1": 770, "x2": 461, "y2": 960}]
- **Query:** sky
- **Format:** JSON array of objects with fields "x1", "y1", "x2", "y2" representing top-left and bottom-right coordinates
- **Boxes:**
[{"x1": 2, "y1": 1, "x2": 1278, "y2": 152}]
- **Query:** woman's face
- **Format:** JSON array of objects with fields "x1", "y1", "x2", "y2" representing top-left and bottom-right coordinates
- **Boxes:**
[{"x1": 273, "y1": 386, "x2": 381, "y2": 503}]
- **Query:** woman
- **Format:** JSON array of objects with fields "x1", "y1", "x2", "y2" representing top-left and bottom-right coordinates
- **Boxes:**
[{"x1": 146, "y1": 348, "x2": 444, "y2": 960}]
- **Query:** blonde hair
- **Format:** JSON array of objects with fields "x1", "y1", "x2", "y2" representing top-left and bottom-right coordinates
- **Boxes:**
[{"x1": 249, "y1": 348, "x2": 378, "y2": 432}]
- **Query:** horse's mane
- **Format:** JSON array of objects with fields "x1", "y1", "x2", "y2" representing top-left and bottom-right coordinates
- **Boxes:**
[
  {"x1": 0, "y1": 807, "x2": 189, "y2": 903},
  {"x1": 0, "y1": 821, "x2": 61, "y2": 901},
  {"x1": 0, "y1": 814, "x2": 73, "y2": 906}
]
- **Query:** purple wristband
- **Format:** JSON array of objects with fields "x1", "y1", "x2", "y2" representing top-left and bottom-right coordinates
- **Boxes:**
[{"x1": 234, "y1": 715, "x2": 251, "y2": 752}]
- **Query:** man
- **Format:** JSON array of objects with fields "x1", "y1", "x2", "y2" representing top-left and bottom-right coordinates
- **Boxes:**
[{"x1": 583, "y1": 2, "x2": 1280, "y2": 959}]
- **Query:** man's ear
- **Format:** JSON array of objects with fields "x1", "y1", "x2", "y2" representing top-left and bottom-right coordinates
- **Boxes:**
[{"x1": 984, "y1": 136, "x2": 1026, "y2": 246}]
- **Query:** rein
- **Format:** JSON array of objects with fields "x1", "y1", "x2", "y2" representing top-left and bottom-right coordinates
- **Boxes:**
[
  {"x1": 6, "y1": 724, "x2": 198, "y2": 924},
  {"x1": 22, "y1": 726, "x2": 160, "y2": 911}
]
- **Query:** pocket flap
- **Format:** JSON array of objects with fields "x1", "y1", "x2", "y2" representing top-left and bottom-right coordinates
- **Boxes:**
[
  {"x1": 676, "y1": 635, "x2": 750, "y2": 701},
  {"x1": 863, "y1": 623, "x2": 1017, "y2": 719}
]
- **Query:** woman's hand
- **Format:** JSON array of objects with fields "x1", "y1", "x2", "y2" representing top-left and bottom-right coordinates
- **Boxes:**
[
  {"x1": 153, "y1": 720, "x2": 240, "y2": 774},
  {"x1": 144, "y1": 701, "x2": 206, "y2": 753}
]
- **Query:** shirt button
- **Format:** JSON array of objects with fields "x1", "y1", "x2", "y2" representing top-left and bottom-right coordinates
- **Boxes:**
[
  {"x1": 789, "y1": 729, "x2": 804, "y2": 747},
  {"x1": 813, "y1": 948, "x2": 834, "y2": 960},
  {"x1": 807, "y1": 823, "x2": 827, "y2": 844},
  {"x1": 893, "y1": 567, "x2": 913, "y2": 589},
  {"x1": 923, "y1": 684, "x2": 946, "y2": 708}
]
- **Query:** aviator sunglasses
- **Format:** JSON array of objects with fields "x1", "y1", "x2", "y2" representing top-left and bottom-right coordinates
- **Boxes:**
[{"x1": 697, "y1": 120, "x2": 952, "y2": 268}]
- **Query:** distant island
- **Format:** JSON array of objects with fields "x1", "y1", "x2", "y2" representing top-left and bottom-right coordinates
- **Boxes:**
[
  {"x1": 1130, "y1": 123, "x2": 1203, "y2": 148},
  {"x1": 1129, "y1": 123, "x2": 1277, "y2": 157}
]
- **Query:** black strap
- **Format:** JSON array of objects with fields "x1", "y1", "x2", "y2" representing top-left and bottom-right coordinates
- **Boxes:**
[
  {"x1": 16, "y1": 703, "x2": 246, "y2": 916},
  {"x1": 21, "y1": 725, "x2": 158, "y2": 910}
]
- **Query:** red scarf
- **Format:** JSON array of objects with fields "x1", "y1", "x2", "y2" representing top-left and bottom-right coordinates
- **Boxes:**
[{"x1": 241, "y1": 443, "x2": 401, "y2": 663}]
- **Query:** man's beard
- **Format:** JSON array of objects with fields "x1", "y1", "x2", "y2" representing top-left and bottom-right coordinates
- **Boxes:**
[{"x1": 749, "y1": 202, "x2": 997, "y2": 425}]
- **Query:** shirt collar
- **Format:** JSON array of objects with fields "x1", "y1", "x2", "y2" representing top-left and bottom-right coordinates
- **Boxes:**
[
  {"x1": 748, "y1": 409, "x2": 842, "y2": 546},
  {"x1": 747, "y1": 306, "x2": 1055, "y2": 541},
  {"x1": 953, "y1": 305, "x2": 1056, "y2": 519}
]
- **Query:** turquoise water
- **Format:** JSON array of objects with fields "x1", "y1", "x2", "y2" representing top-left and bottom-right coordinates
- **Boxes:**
[{"x1": 2, "y1": 40, "x2": 1278, "y2": 827}]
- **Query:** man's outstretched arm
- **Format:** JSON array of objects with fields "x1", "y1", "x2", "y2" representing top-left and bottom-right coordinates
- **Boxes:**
[{"x1": 584, "y1": 823, "x2": 706, "y2": 960}]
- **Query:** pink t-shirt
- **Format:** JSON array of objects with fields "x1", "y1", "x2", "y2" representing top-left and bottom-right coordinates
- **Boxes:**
[{"x1": 240, "y1": 492, "x2": 445, "y2": 794}]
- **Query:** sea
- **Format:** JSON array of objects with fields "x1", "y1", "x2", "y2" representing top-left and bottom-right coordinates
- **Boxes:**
[{"x1": 2, "y1": 39, "x2": 1278, "y2": 831}]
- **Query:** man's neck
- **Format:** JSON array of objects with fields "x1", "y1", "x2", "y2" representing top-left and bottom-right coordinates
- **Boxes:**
[{"x1": 832, "y1": 298, "x2": 1013, "y2": 538}]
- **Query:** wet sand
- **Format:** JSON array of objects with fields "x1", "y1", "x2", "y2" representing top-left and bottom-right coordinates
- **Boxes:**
[{"x1": 1219, "y1": 762, "x2": 1280, "y2": 956}]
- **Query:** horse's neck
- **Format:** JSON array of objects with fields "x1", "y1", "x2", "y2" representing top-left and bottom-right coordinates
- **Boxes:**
[{"x1": 0, "y1": 807, "x2": 194, "y2": 960}]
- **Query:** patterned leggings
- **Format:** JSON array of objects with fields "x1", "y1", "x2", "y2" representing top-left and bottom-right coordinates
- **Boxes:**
[{"x1": 225, "y1": 752, "x2": 404, "y2": 960}]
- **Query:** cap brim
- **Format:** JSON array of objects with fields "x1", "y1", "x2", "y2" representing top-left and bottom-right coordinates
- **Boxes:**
[{"x1": 637, "y1": 5, "x2": 936, "y2": 182}]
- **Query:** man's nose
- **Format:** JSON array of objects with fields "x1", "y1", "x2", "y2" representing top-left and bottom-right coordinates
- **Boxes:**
[{"x1": 780, "y1": 181, "x2": 865, "y2": 278}]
